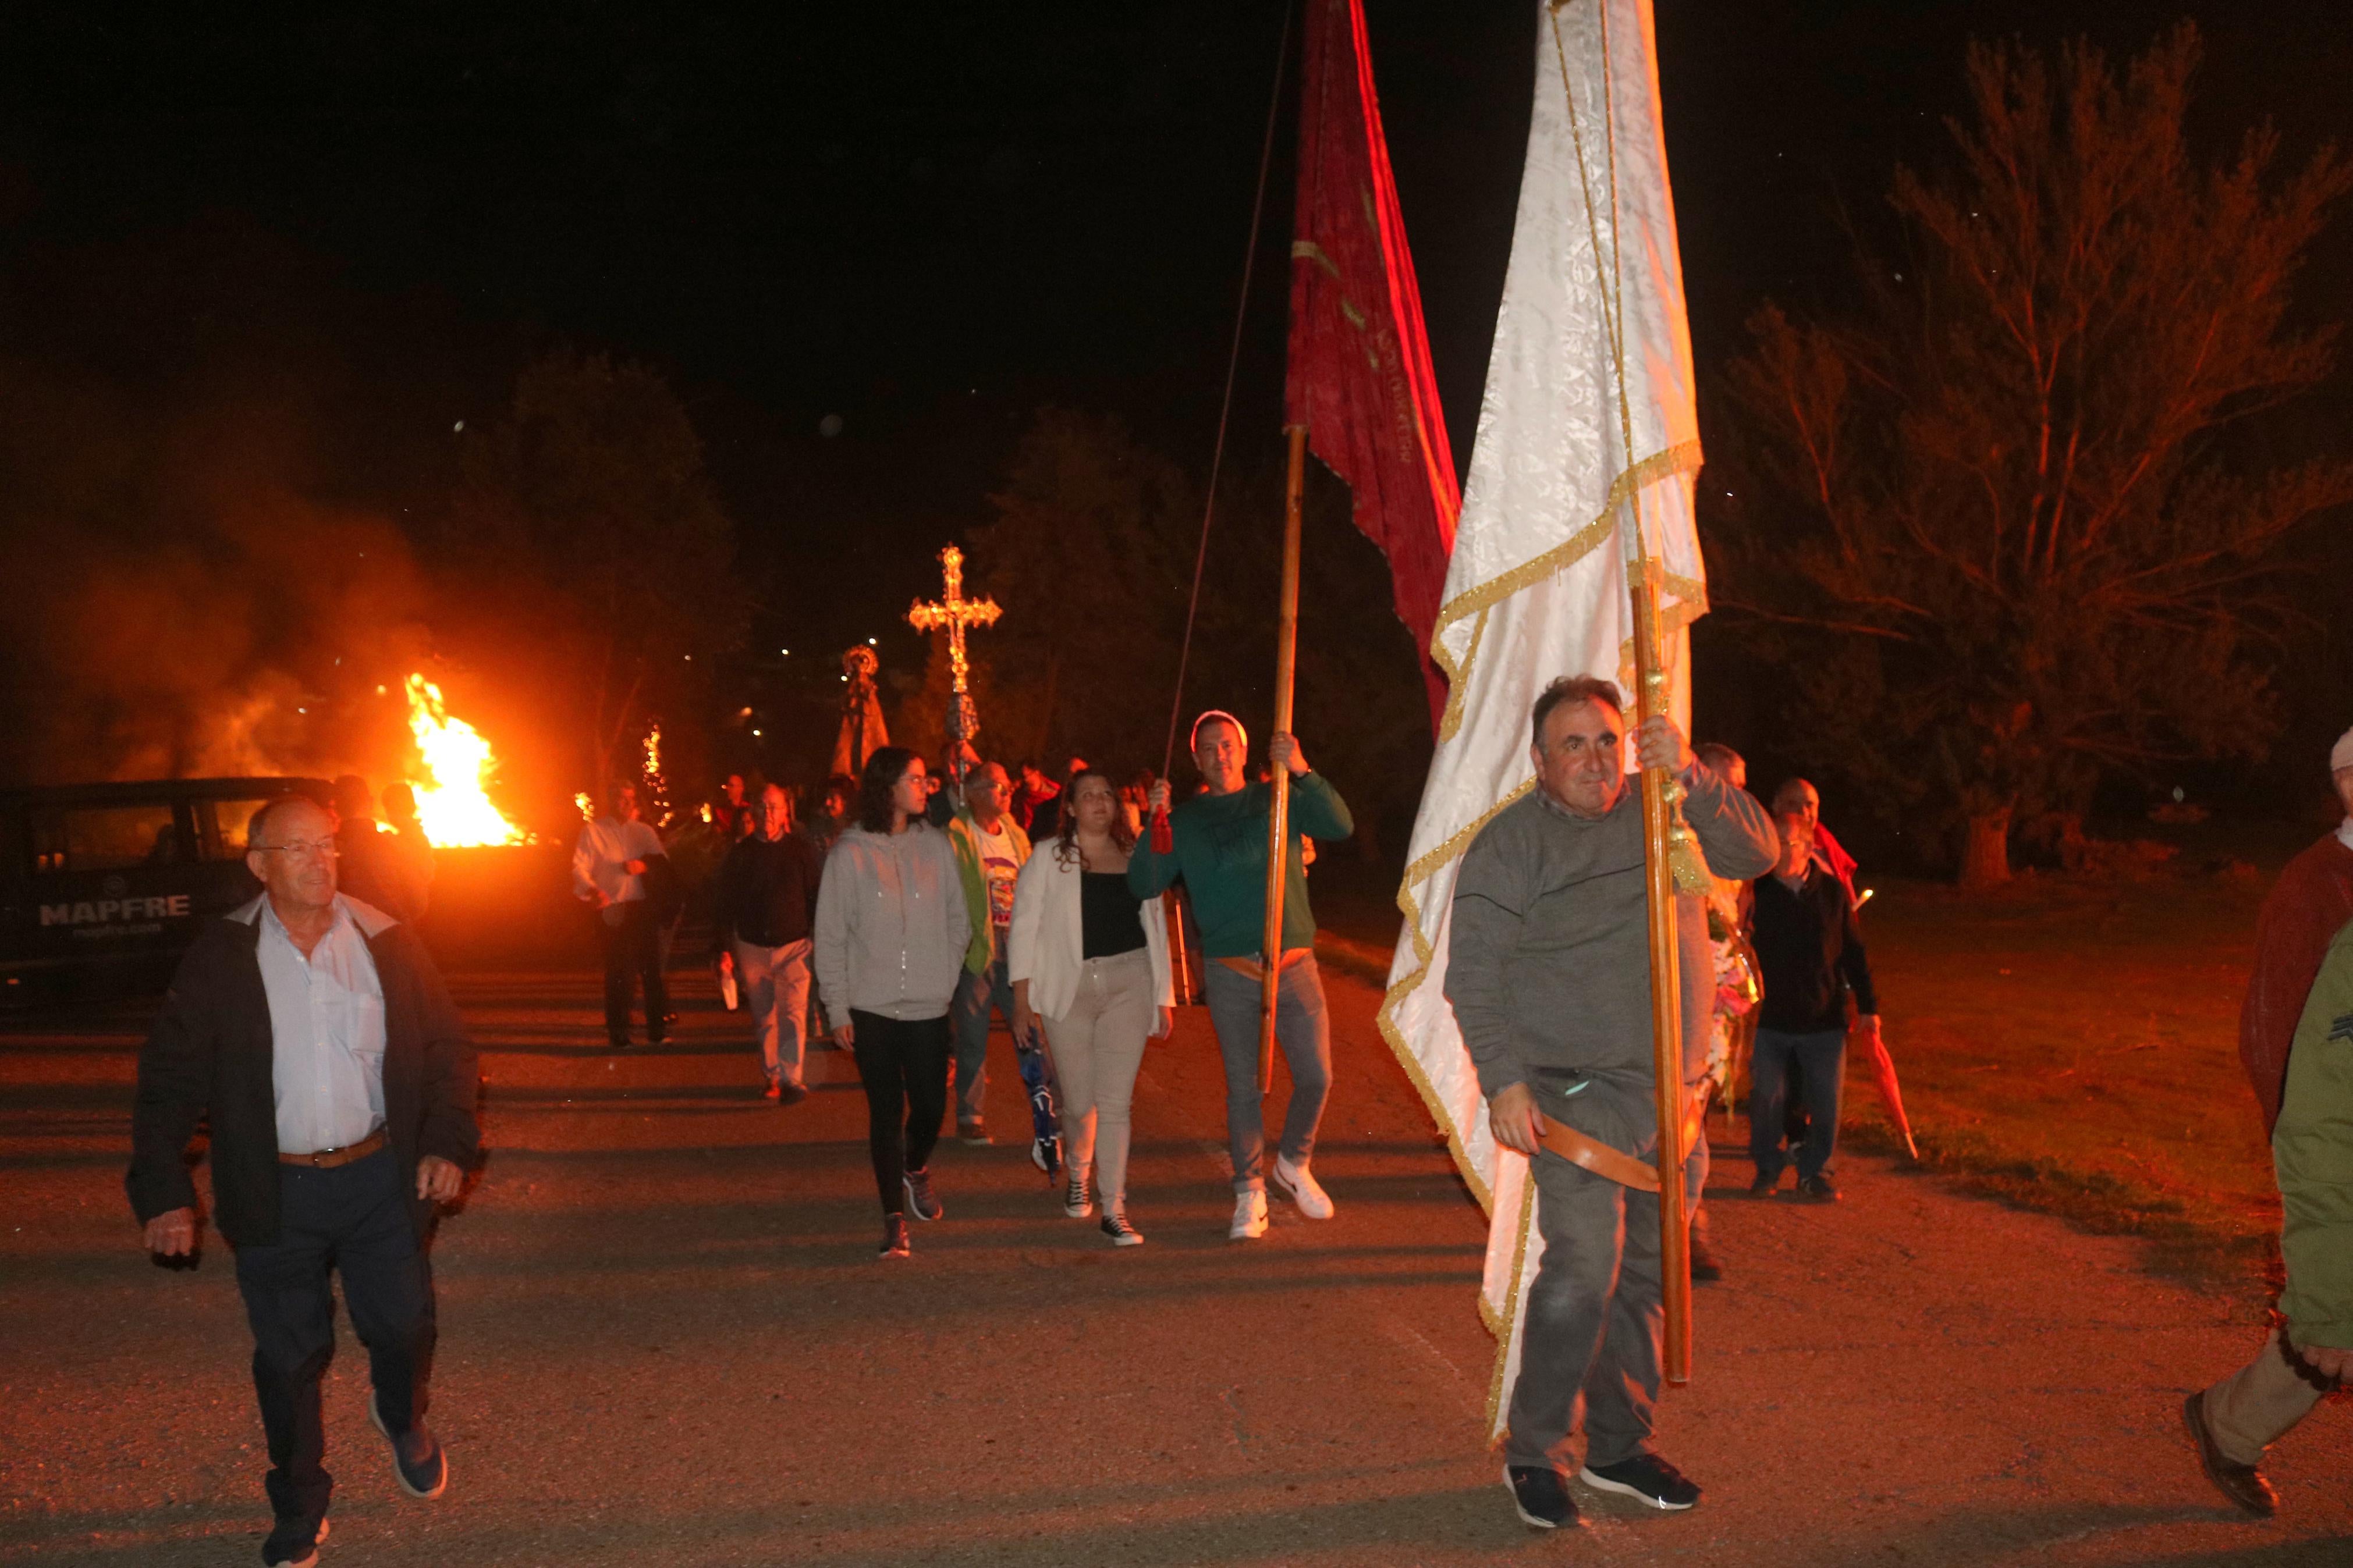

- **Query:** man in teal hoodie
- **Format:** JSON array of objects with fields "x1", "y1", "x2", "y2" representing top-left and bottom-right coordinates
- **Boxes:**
[{"x1": 1131, "y1": 710, "x2": 1353, "y2": 1240}]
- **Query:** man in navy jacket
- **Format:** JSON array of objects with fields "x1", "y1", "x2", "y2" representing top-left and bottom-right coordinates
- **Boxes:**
[{"x1": 128, "y1": 794, "x2": 479, "y2": 1568}]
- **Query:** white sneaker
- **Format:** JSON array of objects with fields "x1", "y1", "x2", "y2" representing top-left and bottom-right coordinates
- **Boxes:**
[
  {"x1": 1229, "y1": 1189, "x2": 1269, "y2": 1240},
  {"x1": 1272, "y1": 1155, "x2": 1335, "y2": 1219}
]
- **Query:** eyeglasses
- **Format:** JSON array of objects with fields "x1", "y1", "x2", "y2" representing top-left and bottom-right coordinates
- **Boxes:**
[{"x1": 254, "y1": 838, "x2": 339, "y2": 859}]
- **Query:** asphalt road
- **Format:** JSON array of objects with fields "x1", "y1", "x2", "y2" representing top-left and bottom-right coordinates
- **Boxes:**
[{"x1": 2, "y1": 952, "x2": 2347, "y2": 1567}]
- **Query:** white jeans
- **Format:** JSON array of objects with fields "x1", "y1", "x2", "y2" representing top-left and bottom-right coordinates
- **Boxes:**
[
  {"x1": 734, "y1": 937, "x2": 812, "y2": 1087},
  {"x1": 1042, "y1": 950, "x2": 1154, "y2": 1211}
]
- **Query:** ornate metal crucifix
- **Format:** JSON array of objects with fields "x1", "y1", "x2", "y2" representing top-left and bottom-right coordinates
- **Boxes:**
[{"x1": 906, "y1": 544, "x2": 1001, "y2": 786}]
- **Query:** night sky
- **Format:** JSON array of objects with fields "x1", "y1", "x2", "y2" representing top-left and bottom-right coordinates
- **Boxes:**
[{"x1": 5, "y1": 1, "x2": 2349, "y2": 720}]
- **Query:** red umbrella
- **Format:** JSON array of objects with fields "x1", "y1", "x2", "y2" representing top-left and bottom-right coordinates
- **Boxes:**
[{"x1": 1857, "y1": 1022, "x2": 1919, "y2": 1161}]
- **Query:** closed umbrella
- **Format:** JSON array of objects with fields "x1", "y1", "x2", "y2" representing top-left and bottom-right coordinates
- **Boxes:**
[{"x1": 1857, "y1": 1022, "x2": 1919, "y2": 1160}]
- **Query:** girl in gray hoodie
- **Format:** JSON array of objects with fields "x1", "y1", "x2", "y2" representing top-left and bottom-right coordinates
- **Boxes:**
[{"x1": 814, "y1": 747, "x2": 971, "y2": 1258}]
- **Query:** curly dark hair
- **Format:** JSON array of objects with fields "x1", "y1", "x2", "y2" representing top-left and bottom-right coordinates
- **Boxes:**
[
  {"x1": 1530, "y1": 674, "x2": 1625, "y2": 748},
  {"x1": 1052, "y1": 768, "x2": 1136, "y2": 869},
  {"x1": 856, "y1": 746, "x2": 922, "y2": 833}
]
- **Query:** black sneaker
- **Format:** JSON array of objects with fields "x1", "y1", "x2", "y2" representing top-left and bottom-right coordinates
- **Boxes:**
[
  {"x1": 879, "y1": 1215, "x2": 911, "y2": 1258},
  {"x1": 1580, "y1": 1452, "x2": 1701, "y2": 1510},
  {"x1": 367, "y1": 1391, "x2": 447, "y2": 1500},
  {"x1": 1794, "y1": 1173, "x2": 1840, "y2": 1203},
  {"x1": 261, "y1": 1514, "x2": 328, "y2": 1567},
  {"x1": 1688, "y1": 1234, "x2": 1724, "y2": 1282},
  {"x1": 1748, "y1": 1169, "x2": 1780, "y2": 1197},
  {"x1": 776, "y1": 1082, "x2": 808, "y2": 1107},
  {"x1": 1504, "y1": 1464, "x2": 1577, "y2": 1529},
  {"x1": 903, "y1": 1167, "x2": 943, "y2": 1221},
  {"x1": 1101, "y1": 1210, "x2": 1144, "y2": 1247}
]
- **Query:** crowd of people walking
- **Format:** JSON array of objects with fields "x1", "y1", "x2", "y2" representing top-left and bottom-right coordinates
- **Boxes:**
[{"x1": 122, "y1": 671, "x2": 2353, "y2": 1554}]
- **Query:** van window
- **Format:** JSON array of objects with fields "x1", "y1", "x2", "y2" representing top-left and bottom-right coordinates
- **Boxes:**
[
  {"x1": 201, "y1": 798, "x2": 281, "y2": 861},
  {"x1": 31, "y1": 803, "x2": 185, "y2": 875}
]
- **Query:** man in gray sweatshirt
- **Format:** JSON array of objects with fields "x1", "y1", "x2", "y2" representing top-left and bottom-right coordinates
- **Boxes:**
[{"x1": 1447, "y1": 675, "x2": 1778, "y2": 1529}]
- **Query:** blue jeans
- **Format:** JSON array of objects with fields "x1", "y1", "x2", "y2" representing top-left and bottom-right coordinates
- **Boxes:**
[
  {"x1": 232, "y1": 1147, "x2": 433, "y2": 1526},
  {"x1": 949, "y1": 956, "x2": 1009, "y2": 1126},
  {"x1": 948, "y1": 953, "x2": 1053, "y2": 1129},
  {"x1": 1201, "y1": 956, "x2": 1331, "y2": 1192},
  {"x1": 1748, "y1": 1027, "x2": 1846, "y2": 1183}
]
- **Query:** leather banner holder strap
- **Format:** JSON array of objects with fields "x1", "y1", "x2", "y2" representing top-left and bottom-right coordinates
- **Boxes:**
[
  {"x1": 1537, "y1": 1098, "x2": 1709, "y2": 1193},
  {"x1": 278, "y1": 1127, "x2": 388, "y2": 1169},
  {"x1": 1539, "y1": 1115, "x2": 1662, "y2": 1192}
]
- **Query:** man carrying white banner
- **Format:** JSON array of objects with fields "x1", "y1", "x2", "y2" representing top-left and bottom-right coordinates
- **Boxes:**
[
  {"x1": 1371, "y1": 0, "x2": 1783, "y2": 1536},
  {"x1": 1449, "y1": 675, "x2": 1774, "y2": 1526}
]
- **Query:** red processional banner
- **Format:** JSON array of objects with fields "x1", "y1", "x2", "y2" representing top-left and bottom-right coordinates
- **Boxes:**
[{"x1": 1284, "y1": 0, "x2": 1462, "y2": 730}]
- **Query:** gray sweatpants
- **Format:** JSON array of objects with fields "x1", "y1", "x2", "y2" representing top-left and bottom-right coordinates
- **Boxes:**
[
  {"x1": 1505, "y1": 1149, "x2": 1667, "y2": 1471},
  {"x1": 1201, "y1": 955, "x2": 1331, "y2": 1193}
]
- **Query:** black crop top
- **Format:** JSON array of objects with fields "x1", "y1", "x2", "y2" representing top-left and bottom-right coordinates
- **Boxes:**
[{"x1": 1080, "y1": 870, "x2": 1148, "y2": 959}]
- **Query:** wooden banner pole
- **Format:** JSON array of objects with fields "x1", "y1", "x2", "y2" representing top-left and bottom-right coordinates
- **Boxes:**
[
  {"x1": 1628, "y1": 546, "x2": 1692, "y2": 1386},
  {"x1": 1258, "y1": 422, "x2": 1308, "y2": 1094}
]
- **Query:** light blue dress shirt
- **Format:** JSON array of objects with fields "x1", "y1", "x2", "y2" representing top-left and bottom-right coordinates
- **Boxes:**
[{"x1": 255, "y1": 896, "x2": 388, "y2": 1154}]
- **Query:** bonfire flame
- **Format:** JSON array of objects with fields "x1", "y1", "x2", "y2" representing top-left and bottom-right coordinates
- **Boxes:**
[{"x1": 404, "y1": 674, "x2": 527, "y2": 847}]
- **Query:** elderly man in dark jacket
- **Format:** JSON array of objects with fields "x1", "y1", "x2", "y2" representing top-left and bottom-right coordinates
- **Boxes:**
[{"x1": 127, "y1": 794, "x2": 479, "y2": 1568}]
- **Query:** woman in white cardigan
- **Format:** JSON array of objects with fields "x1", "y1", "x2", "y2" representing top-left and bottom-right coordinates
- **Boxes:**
[{"x1": 1007, "y1": 769, "x2": 1173, "y2": 1245}]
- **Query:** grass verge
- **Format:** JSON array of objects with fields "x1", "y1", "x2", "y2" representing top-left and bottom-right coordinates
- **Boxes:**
[{"x1": 1308, "y1": 845, "x2": 2300, "y2": 1306}]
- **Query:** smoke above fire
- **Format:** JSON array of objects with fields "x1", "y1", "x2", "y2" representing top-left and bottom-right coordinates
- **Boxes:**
[{"x1": 0, "y1": 484, "x2": 434, "y2": 786}]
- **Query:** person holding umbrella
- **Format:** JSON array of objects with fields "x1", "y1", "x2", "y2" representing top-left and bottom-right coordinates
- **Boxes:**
[{"x1": 1747, "y1": 809, "x2": 1883, "y2": 1201}]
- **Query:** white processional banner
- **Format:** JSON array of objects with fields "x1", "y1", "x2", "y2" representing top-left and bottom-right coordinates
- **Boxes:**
[{"x1": 1375, "y1": 0, "x2": 1708, "y2": 1441}]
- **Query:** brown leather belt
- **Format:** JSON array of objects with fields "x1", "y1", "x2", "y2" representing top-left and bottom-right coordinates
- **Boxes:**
[
  {"x1": 279, "y1": 1127, "x2": 388, "y2": 1169},
  {"x1": 1537, "y1": 1095, "x2": 1709, "y2": 1193},
  {"x1": 1212, "y1": 950, "x2": 1316, "y2": 983}
]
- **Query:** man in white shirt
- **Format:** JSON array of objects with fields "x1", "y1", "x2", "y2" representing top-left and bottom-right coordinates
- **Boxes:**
[
  {"x1": 130, "y1": 795, "x2": 478, "y2": 1567},
  {"x1": 572, "y1": 781, "x2": 671, "y2": 1048},
  {"x1": 947, "y1": 763, "x2": 1034, "y2": 1147}
]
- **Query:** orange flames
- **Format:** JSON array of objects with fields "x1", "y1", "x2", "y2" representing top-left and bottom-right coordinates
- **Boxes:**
[{"x1": 403, "y1": 675, "x2": 527, "y2": 847}]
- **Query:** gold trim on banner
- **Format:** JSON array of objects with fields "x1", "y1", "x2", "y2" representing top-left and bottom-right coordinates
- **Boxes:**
[
  {"x1": 1372, "y1": 772, "x2": 1534, "y2": 1218},
  {"x1": 1290, "y1": 239, "x2": 1341, "y2": 279},
  {"x1": 1483, "y1": 1184, "x2": 1541, "y2": 1439},
  {"x1": 1380, "y1": 0, "x2": 1716, "y2": 1423},
  {"x1": 1432, "y1": 606, "x2": 1486, "y2": 744},
  {"x1": 1432, "y1": 442, "x2": 1699, "y2": 666},
  {"x1": 1430, "y1": 442, "x2": 1699, "y2": 745},
  {"x1": 1384, "y1": 440, "x2": 1703, "y2": 1221}
]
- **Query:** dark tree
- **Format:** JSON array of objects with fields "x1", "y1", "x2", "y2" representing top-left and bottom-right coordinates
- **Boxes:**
[
  {"x1": 911, "y1": 406, "x2": 1427, "y2": 865},
  {"x1": 448, "y1": 351, "x2": 744, "y2": 787},
  {"x1": 1708, "y1": 26, "x2": 2353, "y2": 885},
  {"x1": 937, "y1": 407, "x2": 1198, "y2": 771}
]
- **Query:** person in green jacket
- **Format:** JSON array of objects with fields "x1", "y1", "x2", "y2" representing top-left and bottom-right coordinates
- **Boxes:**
[
  {"x1": 2184, "y1": 913, "x2": 2353, "y2": 1516},
  {"x1": 1131, "y1": 709, "x2": 1353, "y2": 1240},
  {"x1": 945, "y1": 762, "x2": 1037, "y2": 1150}
]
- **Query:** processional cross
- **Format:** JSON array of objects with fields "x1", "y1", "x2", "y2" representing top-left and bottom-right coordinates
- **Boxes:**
[{"x1": 906, "y1": 544, "x2": 1001, "y2": 786}]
